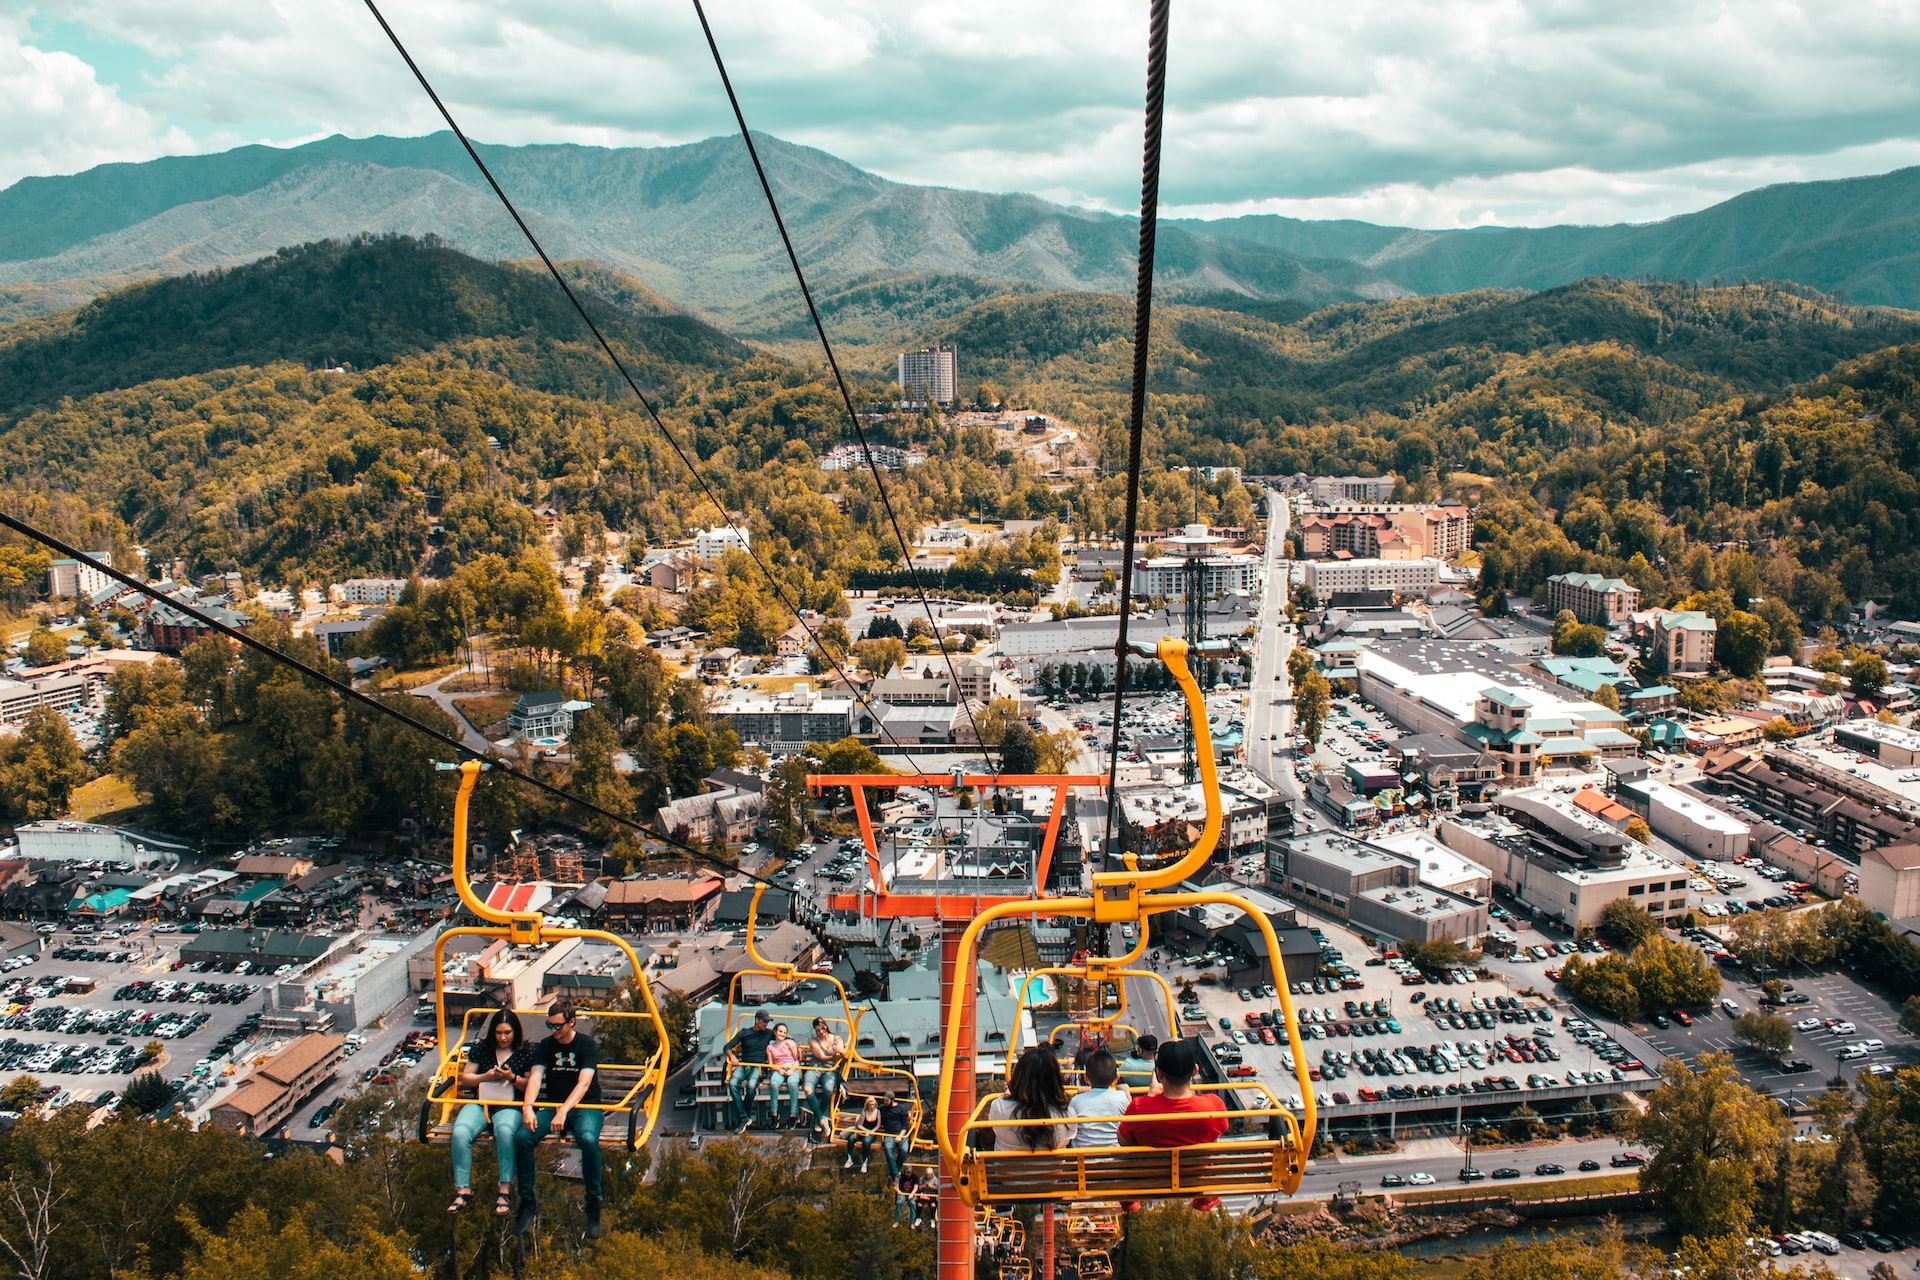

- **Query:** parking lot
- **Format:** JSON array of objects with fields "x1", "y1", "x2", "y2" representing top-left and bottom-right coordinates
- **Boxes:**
[
  {"x1": 0, "y1": 925, "x2": 288, "y2": 1111},
  {"x1": 1158, "y1": 911, "x2": 1657, "y2": 1126}
]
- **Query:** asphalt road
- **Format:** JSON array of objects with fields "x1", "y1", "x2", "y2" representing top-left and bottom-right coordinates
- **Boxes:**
[{"x1": 1243, "y1": 490, "x2": 1297, "y2": 796}]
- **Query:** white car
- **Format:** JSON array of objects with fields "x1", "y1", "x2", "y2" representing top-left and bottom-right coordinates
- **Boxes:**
[
  {"x1": 1794, "y1": 1018, "x2": 1822, "y2": 1031},
  {"x1": 1407, "y1": 1172, "x2": 1436, "y2": 1185},
  {"x1": 1719, "y1": 998, "x2": 1739, "y2": 1015},
  {"x1": 1829, "y1": 1021, "x2": 1856, "y2": 1035},
  {"x1": 1233, "y1": 1031, "x2": 1248, "y2": 1044}
]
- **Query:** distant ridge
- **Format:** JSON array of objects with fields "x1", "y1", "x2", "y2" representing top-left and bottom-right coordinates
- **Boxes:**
[{"x1": 8, "y1": 132, "x2": 1920, "y2": 336}]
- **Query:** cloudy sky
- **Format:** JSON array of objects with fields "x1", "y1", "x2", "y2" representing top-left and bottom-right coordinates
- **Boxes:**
[{"x1": 7, "y1": 0, "x2": 1920, "y2": 229}]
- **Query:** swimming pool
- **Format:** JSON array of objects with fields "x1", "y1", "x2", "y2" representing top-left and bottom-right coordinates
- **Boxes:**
[{"x1": 1020, "y1": 975, "x2": 1055, "y2": 1005}]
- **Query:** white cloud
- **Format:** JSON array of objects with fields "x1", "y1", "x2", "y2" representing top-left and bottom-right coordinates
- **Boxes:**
[
  {"x1": 11, "y1": 1, "x2": 1920, "y2": 228},
  {"x1": 0, "y1": 22, "x2": 194, "y2": 187}
]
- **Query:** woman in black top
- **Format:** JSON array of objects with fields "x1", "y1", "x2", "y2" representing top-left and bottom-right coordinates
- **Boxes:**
[{"x1": 449, "y1": 1009, "x2": 535, "y2": 1217}]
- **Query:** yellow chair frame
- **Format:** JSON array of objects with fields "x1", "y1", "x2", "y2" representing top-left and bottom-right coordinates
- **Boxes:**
[
  {"x1": 719, "y1": 884, "x2": 923, "y2": 1142},
  {"x1": 417, "y1": 761, "x2": 671, "y2": 1150},
  {"x1": 935, "y1": 637, "x2": 1318, "y2": 1208}
]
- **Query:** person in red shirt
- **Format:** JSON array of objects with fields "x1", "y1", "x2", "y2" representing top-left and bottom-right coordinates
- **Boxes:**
[
  {"x1": 1117, "y1": 1039, "x2": 1228, "y2": 1211},
  {"x1": 1117, "y1": 1039, "x2": 1228, "y2": 1147}
]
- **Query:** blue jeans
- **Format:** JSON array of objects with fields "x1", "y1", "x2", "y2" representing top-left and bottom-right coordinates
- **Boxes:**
[
  {"x1": 514, "y1": 1106, "x2": 604, "y2": 1203},
  {"x1": 847, "y1": 1131, "x2": 877, "y2": 1167},
  {"x1": 894, "y1": 1191, "x2": 918, "y2": 1225},
  {"x1": 768, "y1": 1069, "x2": 801, "y2": 1121},
  {"x1": 882, "y1": 1133, "x2": 909, "y2": 1177},
  {"x1": 728, "y1": 1064, "x2": 763, "y2": 1127},
  {"x1": 799, "y1": 1067, "x2": 839, "y2": 1121},
  {"x1": 450, "y1": 1104, "x2": 524, "y2": 1190}
]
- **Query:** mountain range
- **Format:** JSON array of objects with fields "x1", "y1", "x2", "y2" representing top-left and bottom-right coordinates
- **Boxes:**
[{"x1": 10, "y1": 131, "x2": 1920, "y2": 340}]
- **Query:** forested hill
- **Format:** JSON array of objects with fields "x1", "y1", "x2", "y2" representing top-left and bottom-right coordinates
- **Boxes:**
[
  {"x1": 939, "y1": 278, "x2": 1920, "y2": 440},
  {"x1": 1177, "y1": 165, "x2": 1920, "y2": 308},
  {"x1": 0, "y1": 235, "x2": 749, "y2": 418}
]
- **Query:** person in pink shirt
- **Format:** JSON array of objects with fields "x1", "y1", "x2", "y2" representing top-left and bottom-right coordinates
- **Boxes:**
[{"x1": 765, "y1": 1022, "x2": 804, "y2": 1128}]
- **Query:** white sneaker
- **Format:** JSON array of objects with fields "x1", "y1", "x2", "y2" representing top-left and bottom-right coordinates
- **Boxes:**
[{"x1": 843, "y1": 1156, "x2": 854, "y2": 1169}]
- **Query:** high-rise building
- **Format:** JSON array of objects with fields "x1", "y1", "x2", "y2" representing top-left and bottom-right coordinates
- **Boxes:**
[{"x1": 897, "y1": 344, "x2": 958, "y2": 408}]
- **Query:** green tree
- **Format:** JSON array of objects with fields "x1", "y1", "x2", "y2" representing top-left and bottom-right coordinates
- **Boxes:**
[
  {"x1": 1850, "y1": 653, "x2": 1890, "y2": 699},
  {"x1": 0, "y1": 707, "x2": 92, "y2": 821},
  {"x1": 174, "y1": 1204, "x2": 415, "y2": 1280},
  {"x1": 22, "y1": 628, "x2": 64, "y2": 668},
  {"x1": 1717, "y1": 610, "x2": 1773, "y2": 679},
  {"x1": 1294, "y1": 669, "x2": 1331, "y2": 747},
  {"x1": 998, "y1": 721, "x2": 1041, "y2": 774},
  {"x1": 1550, "y1": 611, "x2": 1606, "y2": 657},
  {"x1": 102, "y1": 661, "x2": 185, "y2": 741},
  {"x1": 119, "y1": 1071, "x2": 174, "y2": 1115},
  {"x1": 567, "y1": 707, "x2": 633, "y2": 836},
  {"x1": 1902, "y1": 995, "x2": 1920, "y2": 1038},
  {"x1": 1599, "y1": 898, "x2": 1659, "y2": 950},
  {"x1": 1285, "y1": 646, "x2": 1314, "y2": 692},
  {"x1": 1556, "y1": 953, "x2": 1640, "y2": 1021},
  {"x1": 0, "y1": 1075, "x2": 42, "y2": 1113},
  {"x1": 1628, "y1": 935, "x2": 1722, "y2": 1009},
  {"x1": 1624, "y1": 816, "x2": 1653, "y2": 846},
  {"x1": 1630, "y1": 1050, "x2": 1785, "y2": 1237},
  {"x1": 660, "y1": 723, "x2": 714, "y2": 802},
  {"x1": 766, "y1": 756, "x2": 811, "y2": 856},
  {"x1": 1755, "y1": 596, "x2": 1802, "y2": 657},
  {"x1": 805, "y1": 737, "x2": 888, "y2": 777},
  {"x1": 1592, "y1": 682, "x2": 1620, "y2": 712},
  {"x1": 1762, "y1": 716, "x2": 1797, "y2": 742},
  {"x1": 1732, "y1": 1011, "x2": 1794, "y2": 1059}
]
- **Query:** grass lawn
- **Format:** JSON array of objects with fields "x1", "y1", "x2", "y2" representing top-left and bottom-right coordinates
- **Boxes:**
[
  {"x1": 1394, "y1": 1172, "x2": 1639, "y2": 1206},
  {"x1": 66, "y1": 774, "x2": 148, "y2": 824},
  {"x1": 741, "y1": 674, "x2": 815, "y2": 693},
  {"x1": 453, "y1": 694, "x2": 517, "y2": 732}
]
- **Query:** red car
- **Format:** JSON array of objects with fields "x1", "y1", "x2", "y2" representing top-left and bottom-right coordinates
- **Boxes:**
[
  {"x1": 1358, "y1": 1087, "x2": 1381, "y2": 1102},
  {"x1": 1259, "y1": 1028, "x2": 1277, "y2": 1045},
  {"x1": 1226, "y1": 1065, "x2": 1259, "y2": 1078},
  {"x1": 1672, "y1": 1010, "x2": 1693, "y2": 1026}
]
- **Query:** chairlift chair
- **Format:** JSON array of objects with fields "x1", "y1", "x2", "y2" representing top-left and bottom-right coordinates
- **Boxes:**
[{"x1": 418, "y1": 761, "x2": 669, "y2": 1151}]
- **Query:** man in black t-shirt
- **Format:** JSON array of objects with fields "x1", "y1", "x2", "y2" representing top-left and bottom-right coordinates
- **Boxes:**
[
  {"x1": 514, "y1": 1001, "x2": 606, "y2": 1238},
  {"x1": 723, "y1": 1009, "x2": 775, "y2": 1131}
]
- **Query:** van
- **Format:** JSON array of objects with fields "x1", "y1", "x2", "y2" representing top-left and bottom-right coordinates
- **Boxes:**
[{"x1": 1860, "y1": 1038, "x2": 1886, "y2": 1052}]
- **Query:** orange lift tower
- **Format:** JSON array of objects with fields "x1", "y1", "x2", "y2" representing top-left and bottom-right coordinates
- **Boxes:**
[{"x1": 811, "y1": 637, "x2": 1317, "y2": 1279}]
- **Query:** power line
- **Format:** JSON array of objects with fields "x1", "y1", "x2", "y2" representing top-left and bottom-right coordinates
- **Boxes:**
[
  {"x1": 690, "y1": 0, "x2": 998, "y2": 773},
  {"x1": 2, "y1": 514, "x2": 922, "y2": 1066},
  {"x1": 359, "y1": 0, "x2": 939, "y2": 776},
  {"x1": 1101, "y1": 0, "x2": 1173, "y2": 863}
]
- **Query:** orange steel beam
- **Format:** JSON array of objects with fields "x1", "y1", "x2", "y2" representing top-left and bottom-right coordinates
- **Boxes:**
[{"x1": 809, "y1": 773, "x2": 1102, "y2": 919}]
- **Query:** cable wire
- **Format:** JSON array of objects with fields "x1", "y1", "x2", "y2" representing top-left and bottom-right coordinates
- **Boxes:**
[
  {"x1": 690, "y1": 0, "x2": 998, "y2": 773},
  {"x1": 360, "y1": 0, "x2": 938, "y2": 776},
  {"x1": 1101, "y1": 0, "x2": 1172, "y2": 865},
  {"x1": 5, "y1": 515, "x2": 920, "y2": 1074}
]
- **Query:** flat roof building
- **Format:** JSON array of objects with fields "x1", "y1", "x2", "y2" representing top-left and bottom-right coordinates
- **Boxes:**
[
  {"x1": 1279, "y1": 831, "x2": 1489, "y2": 943},
  {"x1": 1436, "y1": 788, "x2": 1692, "y2": 929},
  {"x1": 1615, "y1": 778, "x2": 1750, "y2": 861},
  {"x1": 1300, "y1": 558, "x2": 1442, "y2": 598}
]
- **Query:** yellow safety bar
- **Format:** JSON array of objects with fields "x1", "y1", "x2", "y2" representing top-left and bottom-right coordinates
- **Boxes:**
[
  {"x1": 720, "y1": 883, "x2": 923, "y2": 1141},
  {"x1": 1077, "y1": 1250, "x2": 1113, "y2": 1280},
  {"x1": 933, "y1": 637, "x2": 1318, "y2": 1207},
  {"x1": 418, "y1": 761, "x2": 671, "y2": 1149}
]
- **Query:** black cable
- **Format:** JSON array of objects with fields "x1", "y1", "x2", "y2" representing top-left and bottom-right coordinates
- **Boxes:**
[
  {"x1": 689, "y1": 0, "x2": 998, "y2": 774},
  {"x1": 359, "y1": 0, "x2": 938, "y2": 776},
  {"x1": 5, "y1": 516, "x2": 927, "y2": 1090},
  {"x1": 1101, "y1": 0, "x2": 1172, "y2": 865},
  {"x1": 0, "y1": 517, "x2": 820, "y2": 918}
]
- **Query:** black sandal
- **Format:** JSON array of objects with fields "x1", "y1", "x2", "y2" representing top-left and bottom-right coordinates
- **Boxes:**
[
  {"x1": 448, "y1": 1189, "x2": 474, "y2": 1215},
  {"x1": 494, "y1": 1191, "x2": 513, "y2": 1217}
]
